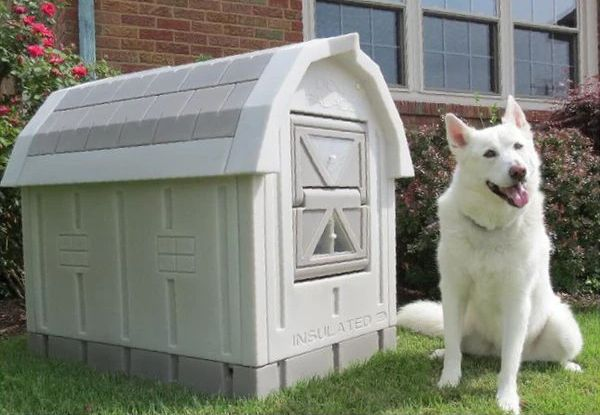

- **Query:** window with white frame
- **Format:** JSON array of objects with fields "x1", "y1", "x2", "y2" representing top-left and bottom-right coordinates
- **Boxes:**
[
  {"x1": 512, "y1": 0, "x2": 577, "y2": 97},
  {"x1": 421, "y1": 0, "x2": 498, "y2": 93},
  {"x1": 309, "y1": 0, "x2": 597, "y2": 104},
  {"x1": 314, "y1": 0, "x2": 405, "y2": 85}
]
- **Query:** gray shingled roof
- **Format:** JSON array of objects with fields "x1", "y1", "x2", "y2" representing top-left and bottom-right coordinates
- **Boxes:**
[{"x1": 28, "y1": 52, "x2": 272, "y2": 156}]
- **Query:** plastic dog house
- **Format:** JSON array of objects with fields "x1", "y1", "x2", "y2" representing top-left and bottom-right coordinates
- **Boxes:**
[{"x1": 1, "y1": 34, "x2": 413, "y2": 396}]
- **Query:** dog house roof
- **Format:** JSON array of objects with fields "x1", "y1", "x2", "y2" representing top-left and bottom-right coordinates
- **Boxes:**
[{"x1": 1, "y1": 34, "x2": 413, "y2": 187}]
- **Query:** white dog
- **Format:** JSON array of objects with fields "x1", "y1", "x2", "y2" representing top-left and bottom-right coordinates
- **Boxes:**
[{"x1": 397, "y1": 96, "x2": 583, "y2": 414}]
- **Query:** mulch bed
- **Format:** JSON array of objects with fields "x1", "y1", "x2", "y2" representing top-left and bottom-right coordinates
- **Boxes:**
[{"x1": 0, "y1": 297, "x2": 25, "y2": 337}]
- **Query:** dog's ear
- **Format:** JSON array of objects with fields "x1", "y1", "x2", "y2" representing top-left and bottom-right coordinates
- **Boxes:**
[
  {"x1": 445, "y1": 113, "x2": 472, "y2": 151},
  {"x1": 502, "y1": 95, "x2": 530, "y2": 131}
]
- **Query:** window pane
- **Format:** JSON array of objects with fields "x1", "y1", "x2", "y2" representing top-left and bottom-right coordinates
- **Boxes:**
[
  {"x1": 514, "y1": 28, "x2": 576, "y2": 96},
  {"x1": 315, "y1": 1, "x2": 403, "y2": 85},
  {"x1": 423, "y1": 16, "x2": 495, "y2": 92},
  {"x1": 532, "y1": 0, "x2": 554, "y2": 26},
  {"x1": 373, "y1": 8, "x2": 397, "y2": 45},
  {"x1": 374, "y1": 46, "x2": 399, "y2": 83},
  {"x1": 423, "y1": 15, "x2": 443, "y2": 51},
  {"x1": 422, "y1": 0, "x2": 496, "y2": 16},
  {"x1": 446, "y1": 54, "x2": 470, "y2": 90},
  {"x1": 315, "y1": 2, "x2": 341, "y2": 38},
  {"x1": 471, "y1": 57, "x2": 492, "y2": 92},
  {"x1": 555, "y1": 0, "x2": 576, "y2": 27},
  {"x1": 512, "y1": 0, "x2": 576, "y2": 27},
  {"x1": 444, "y1": 20, "x2": 469, "y2": 54},
  {"x1": 342, "y1": 5, "x2": 371, "y2": 43},
  {"x1": 424, "y1": 52, "x2": 445, "y2": 88}
]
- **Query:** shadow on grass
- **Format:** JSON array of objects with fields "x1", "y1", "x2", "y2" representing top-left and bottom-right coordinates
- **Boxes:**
[{"x1": 0, "y1": 333, "x2": 521, "y2": 415}]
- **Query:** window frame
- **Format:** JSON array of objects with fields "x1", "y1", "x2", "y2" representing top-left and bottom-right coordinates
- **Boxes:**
[{"x1": 304, "y1": 0, "x2": 599, "y2": 110}]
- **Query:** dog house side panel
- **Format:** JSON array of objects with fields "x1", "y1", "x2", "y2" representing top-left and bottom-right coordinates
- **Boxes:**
[{"x1": 22, "y1": 178, "x2": 253, "y2": 364}]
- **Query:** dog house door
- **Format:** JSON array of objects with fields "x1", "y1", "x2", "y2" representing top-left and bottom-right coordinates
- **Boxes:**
[{"x1": 291, "y1": 115, "x2": 369, "y2": 281}]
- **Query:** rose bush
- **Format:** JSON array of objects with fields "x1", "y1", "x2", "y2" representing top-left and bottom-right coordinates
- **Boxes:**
[{"x1": 0, "y1": 0, "x2": 117, "y2": 298}]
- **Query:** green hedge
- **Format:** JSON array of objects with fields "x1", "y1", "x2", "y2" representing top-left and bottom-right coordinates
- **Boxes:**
[{"x1": 396, "y1": 123, "x2": 600, "y2": 297}]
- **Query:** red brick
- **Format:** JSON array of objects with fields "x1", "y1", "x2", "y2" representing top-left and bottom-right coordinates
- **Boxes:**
[
  {"x1": 156, "y1": 41, "x2": 191, "y2": 54},
  {"x1": 268, "y1": 0, "x2": 289, "y2": 8},
  {"x1": 173, "y1": 8, "x2": 206, "y2": 20},
  {"x1": 122, "y1": 38, "x2": 156, "y2": 51},
  {"x1": 189, "y1": 0, "x2": 221, "y2": 11},
  {"x1": 173, "y1": 55, "x2": 196, "y2": 65},
  {"x1": 157, "y1": 0, "x2": 188, "y2": 7},
  {"x1": 190, "y1": 45, "x2": 223, "y2": 57},
  {"x1": 95, "y1": 11, "x2": 121, "y2": 25},
  {"x1": 98, "y1": 48, "x2": 140, "y2": 63},
  {"x1": 236, "y1": 15, "x2": 267, "y2": 27},
  {"x1": 208, "y1": 35, "x2": 240, "y2": 47},
  {"x1": 255, "y1": 28, "x2": 283, "y2": 40},
  {"x1": 268, "y1": 40, "x2": 286, "y2": 48},
  {"x1": 222, "y1": 2, "x2": 253, "y2": 14},
  {"x1": 284, "y1": 31, "x2": 302, "y2": 42},
  {"x1": 174, "y1": 32, "x2": 208, "y2": 45},
  {"x1": 291, "y1": 20, "x2": 302, "y2": 31},
  {"x1": 139, "y1": 52, "x2": 176, "y2": 65},
  {"x1": 191, "y1": 21, "x2": 224, "y2": 34},
  {"x1": 223, "y1": 48, "x2": 246, "y2": 56},
  {"x1": 268, "y1": 18, "x2": 291, "y2": 30},
  {"x1": 284, "y1": 9, "x2": 301, "y2": 20},
  {"x1": 120, "y1": 63, "x2": 156, "y2": 73},
  {"x1": 99, "y1": 0, "x2": 138, "y2": 13},
  {"x1": 253, "y1": 5, "x2": 283, "y2": 18},
  {"x1": 158, "y1": 18, "x2": 191, "y2": 31},
  {"x1": 239, "y1": 37, "x2": 269, "y2": 49},
  {"x1": 206, "y1": 12, "x2": 237, "y2": 23},
  {"x1": 139, "y1": 28, "x2": 174, "y2": 41},
  {"x1": 122, "y1": 14, "x2": 157, "y2": 27},
  {"x1": 224, "y1": 25, "x2": 255, "y2": 36},
  {"x1": 143, "y1": 5, "x2": 174, "y2": 17},
  {"x1": 98, "y1": 25, "x2": 139, "y2": 38},
  {"x1": 290, "y1": 0, "x2": 302, "y2": 10},
  {"x1": 96, "y1": 36, "x2": 122, "y2": 49}
]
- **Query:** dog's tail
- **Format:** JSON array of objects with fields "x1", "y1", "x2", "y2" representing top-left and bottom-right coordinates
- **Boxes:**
[{"x1": 396, "y1": 300, "x2": 444, "y2": 337}]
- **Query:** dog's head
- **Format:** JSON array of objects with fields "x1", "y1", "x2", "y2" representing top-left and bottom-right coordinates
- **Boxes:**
[{"x1": 445, "y1": 96, "x2": 540, "y2": 209}]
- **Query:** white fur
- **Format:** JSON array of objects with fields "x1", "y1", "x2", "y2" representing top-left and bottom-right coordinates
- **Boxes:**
[
  {"x1": 397, "y1": 301, "x2": 443, "y2": 337},
  {"x1": 397, "y1": 97, "x2": 583, "y2": 414}
]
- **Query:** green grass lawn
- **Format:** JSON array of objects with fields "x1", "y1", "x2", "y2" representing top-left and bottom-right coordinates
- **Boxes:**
[{"x1": 1, "y1": 309, "x2": 598, "y2": 415}]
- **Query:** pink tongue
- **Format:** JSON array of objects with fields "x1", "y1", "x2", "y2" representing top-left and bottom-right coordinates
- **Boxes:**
[{"x1": 500, "y1": 183, "x2": 529, "y2": 208}]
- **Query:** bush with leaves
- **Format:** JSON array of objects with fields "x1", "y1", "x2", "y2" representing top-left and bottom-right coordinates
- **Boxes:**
[
  {"x1": 396, "y1": 123, "x2": 600, "y2": 297},
  {"x1": 549, "y1": 76, "x2": 600, "y2": 154},
  {"x1": 0, "y1": 0, "x2": 117, "y2": 299}
]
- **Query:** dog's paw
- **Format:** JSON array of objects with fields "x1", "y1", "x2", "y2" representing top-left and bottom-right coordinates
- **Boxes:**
[
  {"x1": 497, "y1": 390, "x2": 520, "y2": 414},
  {"x1": 437, "y1": 370, "x2": 461, "y2": 388},
  {"x1": 563, "y1": 361, "x2": 582, "y2": 372},
  {"x1": 429, "y1": 349, "x2": 445, "y2": 360}
]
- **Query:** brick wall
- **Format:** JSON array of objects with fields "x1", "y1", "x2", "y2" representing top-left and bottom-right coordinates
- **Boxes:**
[{"x1": 61, "y1": 0, "x2": 303, "y2": 73}]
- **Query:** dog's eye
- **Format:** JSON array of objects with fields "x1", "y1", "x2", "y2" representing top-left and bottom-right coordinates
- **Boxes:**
[
  {"x1": 483, "y1": 149, "x2": 497, "y2": 158},
  {"x1": 514, "y1": 142, "x2": 523, "y2": 150}
]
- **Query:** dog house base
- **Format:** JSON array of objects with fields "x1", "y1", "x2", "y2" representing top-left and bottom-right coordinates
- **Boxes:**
[{"x1": 27, "y1": 328, "x2": 397, "y2": 397}]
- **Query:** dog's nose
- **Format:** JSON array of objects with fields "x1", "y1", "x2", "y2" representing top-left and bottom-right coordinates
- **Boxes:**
[{"x1": 509, "y1": 165, "x2": 527, "y2": 181}]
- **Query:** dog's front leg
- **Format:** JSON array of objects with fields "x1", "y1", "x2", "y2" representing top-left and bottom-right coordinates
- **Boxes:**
[
  {"x1": 438, "y1": 279, "x2": 468, "y2": 388},
  {"x1": 497, "y1": 295, "x2": 531, "y2": 414}
]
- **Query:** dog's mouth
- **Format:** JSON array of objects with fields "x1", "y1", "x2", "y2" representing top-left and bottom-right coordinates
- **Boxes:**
[{"x1": 486, "y1": 181, "x2": 529, "y2": 208}]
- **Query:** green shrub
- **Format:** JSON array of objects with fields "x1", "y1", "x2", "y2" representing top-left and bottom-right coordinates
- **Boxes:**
[
  {"x1": 0, "y1": 0, "x2": 117, "y2": 299},
  {"x1": 396, "y1": 123, "x2": 600, "y2": 297}
]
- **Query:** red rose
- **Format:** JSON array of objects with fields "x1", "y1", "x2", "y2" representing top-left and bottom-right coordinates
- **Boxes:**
[
  {"x1": 71, "y1": 64, "x2": 87, "y2": 78},
  {"x1": 26, "y1": 44, "x2": 45, "y2": 57},
  {"x1": 23, "y1": 15, "x2": 35, "y2": 25},
  {"x1": 31, "y1": 22, "x2": 53, "y2": 38},
  {"x1": 43, "y1": 36, "x2": 55, "y2": 47},
  {"x1": 0, "y1": 105, "x2": 10, "y2": 116},
  {"x1": 40, "y1": 2, "x2": 57, "y2": 17},
  {"x1": 49, "y1": 53, "x2": 64, "y2": 65},
  {"x1": 12, "y1": 5, "x2": 27, "y2": 14}
]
